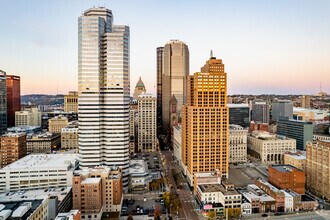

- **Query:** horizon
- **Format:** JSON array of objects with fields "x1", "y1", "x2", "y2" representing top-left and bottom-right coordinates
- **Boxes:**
[{"x1": 1, "y1": 0, "x2": 330, "y2": 95}]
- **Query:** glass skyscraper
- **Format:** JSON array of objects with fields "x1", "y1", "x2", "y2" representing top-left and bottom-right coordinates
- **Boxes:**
[
  {"x1": 0, "y1": 70, "x2": 7, "y2": 135},
  {"x1": 78, "y1": 7, "x2": 130, "y2": 187}
]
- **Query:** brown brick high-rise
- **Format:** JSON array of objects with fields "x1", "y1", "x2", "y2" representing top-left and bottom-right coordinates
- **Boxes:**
[
  {"x1": 0, "y1": 133, "x2": 26, "y2": 167},
  {"x1": 182, "y1": 56, "x2": 229, "y2": 184}
]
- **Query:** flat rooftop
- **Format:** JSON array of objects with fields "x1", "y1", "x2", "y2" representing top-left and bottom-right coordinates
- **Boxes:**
[
  {"x1": 1, "y1": 132, "x2": 26, "y2": 138},
  {"x1": 81, "y1": 178, "x2": 101, "y2": 185},
  {"x1": 0, "y1": 187, "x2": 72, "y2": 203},
  {"x1": 0, "y1": 200, "x2": 43, "y2": 219},
  {"x1": 198, "y1": 184, "x2": 240, "y2": 196},
  {"x1": 1, "y1": 154, "x2": 78, "y2": 170},
  {"x1": 227, "y1": 104, "x2": 249, "y2": 108},
  {"x1": 270, "y1": 164, "x2": 302, "y2": 173}
]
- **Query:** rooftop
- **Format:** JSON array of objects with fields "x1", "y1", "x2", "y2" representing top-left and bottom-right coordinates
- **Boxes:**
[
  {"x1": 0, "y1": 200, "x2": 43, "y2": 219},
  {"x1": 198, "y1": 184, "x2": 240, "y2": 196},
  {"x1": 1, "y1": 154, "x2": 78, "y2": 170},
  {"x1": 0, "y1": 187, "x2": 72, "y2": 203},
  {"x1": 129, "y1": 160, "x2": 149, "y2": 175},
  {"x1": 81, "y1": 178, "x2": 101, "y2": 185},
  {"x1": 27, "y1": 132, "x2": 60, "y2": 140},
  {"x1": 293, "y1": 107, "x2": 327, "y2": 114},
  {"x1": 284, "y1": 152, "x2": 306, "y2": 160},
  {"x1": 270, "y1": 164, "x2": 303, "y2": 173},
  {"x1": 55, "y1": 210, "x2": 80, "y2": 220},
  {"x1": 227, "y1": 103, "x2": 249, "y2": 108},
  {"x1": 1, "y1": 132, "x2": 26, "y2": 138}
]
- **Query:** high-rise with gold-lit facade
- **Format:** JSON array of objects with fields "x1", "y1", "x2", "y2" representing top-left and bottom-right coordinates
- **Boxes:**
[{"x1": 182, "y1": 56, "x2": 229, "y2": 184}]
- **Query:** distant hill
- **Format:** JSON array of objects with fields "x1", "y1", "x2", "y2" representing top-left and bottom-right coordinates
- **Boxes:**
[{"x1": 21, "y1": 94, "x2": 64, "y2": 105}]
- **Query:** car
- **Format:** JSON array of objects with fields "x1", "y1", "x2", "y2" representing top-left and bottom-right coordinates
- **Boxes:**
[
  {"x1": 159, "y1": 194, "x2": 163, "y2": 198},
  {"x1": 261, "y1": 214, "x2": 268, "y2": 217},
  {"x1": 274, "y1": 212, "x2": 283, "y2": 216}
]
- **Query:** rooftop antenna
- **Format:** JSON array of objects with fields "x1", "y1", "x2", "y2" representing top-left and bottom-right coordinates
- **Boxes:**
[{"x1": 210, "y1": 50, "x2": 213, "y2": 58}]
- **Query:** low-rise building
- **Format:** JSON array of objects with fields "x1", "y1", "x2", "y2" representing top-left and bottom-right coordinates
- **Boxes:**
[
  {"x1": 0, "y1": 133, "x2": 27, "y2": 167},
  {"x1": 268, "y1": 165, "x2": 305, "y2": 194},
  {"x1": 196, "y1": 182, "x2": 242, "y2": 209},
  {"x1": 55, "y1": 210, "x2": 81, "y2": 220},
  {"x1": 72, "y1": 166, "x2": 122, "y2": 219},
  {"x1": 0, "y1": 187, "x2": 73, "y2": 220},
  {"x1": 255, "y1": 179, "x2": 285, "y2": 212},
  {"x1": 229, "y1": 125, "x2": 248, "y2": 164},
  {"x1": 247, "y1": 131, "x2": 296, "y2": 164},
  {"x1": 306, "y1": 140, "x2": 330, "y2": 202},
  {"x1": 0, "y1": 154, "x2": 78, "y2": 193},
  {"x1": 129, "y1": 160, "x2": 152, "y2": 193},
  {"x1": 61, "y1": 122, "x2": 78, "y2": 150},
  {"x1": 293, "y1": 107, "x2": 327, "y2": 122},
  {"x1": 15, "y1": 107, "x2": 41, "y2": 127},
  {"x1": 27, "y1": 132, "x2": 61, "y2": 153},
  {"x1": 245, "y1": 184, "x2": 276, "y2": 213},
  {"x1": 49, "y1": 116, "x2": 68, "y2": 133},
  {"x1": 283, "y1": 151, "x2": 306, "y2": 171}
]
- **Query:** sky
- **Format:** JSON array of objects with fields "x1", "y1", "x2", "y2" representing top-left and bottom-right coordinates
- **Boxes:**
[{"x1": 0, "y1": 0, "x2": 329, "y2": 95}]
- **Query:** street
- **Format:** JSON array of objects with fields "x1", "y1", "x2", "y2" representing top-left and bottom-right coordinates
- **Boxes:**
[{"x1": 161, "y1": 150, "x2": 200, "y2": 220}]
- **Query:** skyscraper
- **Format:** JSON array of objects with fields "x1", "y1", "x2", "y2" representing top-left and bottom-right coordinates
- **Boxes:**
[
  {"x1": 138, "y1": 93, "x2": 157, "y2": 152},
  {"x1": 271, "y1": 100, "x2": 293, "y2": 122},
  {"x1": 251, "y1": 100, "x2": 270, "y2": 123},
  {"x1": 0, "y1": 70, "x2": 7, "y2": 135},
  {"x1": 182, "y1": 56, "x2": 229, "y2": 184},
  {"x1": 133, "y1": 77, "x2": 146, "y2": 100},
  {"x1": 156, "y1": 47, "x2": 164, "y2": 137},
  {"x1": 78, "y1": 7, "x2": 130, "y2": 186},
  {"x1": 6, "y1": 75, "x2": 21, "y2": 127},
  {"x1": 161, "y1": 40, "x2": 189, "y2": 139}
]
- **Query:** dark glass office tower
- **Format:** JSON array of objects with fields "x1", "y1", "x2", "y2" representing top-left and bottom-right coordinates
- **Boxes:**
[{"x1": 0, "y1": 70, "x2": 7, "y2": 135}]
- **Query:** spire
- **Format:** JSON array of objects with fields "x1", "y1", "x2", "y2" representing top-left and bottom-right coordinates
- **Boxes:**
[
  {"x1": 136, "y1": 77, "x2": 145, "y2": 88},
  {"x1": 210, "y1": 50, "x2": 213, "y2": 58}
]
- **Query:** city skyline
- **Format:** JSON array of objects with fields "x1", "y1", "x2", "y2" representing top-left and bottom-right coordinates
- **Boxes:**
[{"x1": 1, "y1": 0, "x2": 330, "y2": 95}]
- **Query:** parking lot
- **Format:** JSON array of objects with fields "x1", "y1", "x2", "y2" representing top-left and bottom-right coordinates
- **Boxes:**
[
  {"x1": 121, "y1": 195, "x2": 166, "y2": 218},
  {"x1": 228, "y1": 164, "x2": 267, "y2": 187}
]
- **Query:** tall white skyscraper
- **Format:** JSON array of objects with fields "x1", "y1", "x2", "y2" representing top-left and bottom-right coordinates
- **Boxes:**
[{"x1": 78, "y1": 7, "x2": 130, "y2": 187}]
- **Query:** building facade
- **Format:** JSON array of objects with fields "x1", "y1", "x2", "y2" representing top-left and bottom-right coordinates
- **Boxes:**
[
  {"x1": 251, "y1": 100, "x2": 270, "y2": 124},
  {"x1": 64, "y1": 91, "x2": 78, "y2": 113},
  {"x1": 182, "y1": 56, "x2": 229, "y2": 184},
  {"x1": 0, "y1": 133, "x2": 26, "y2": 168},
  {"x1": 277, "y1": 117, "x2": 313, "y2": 150},
  {"x1": 228, "y1": 104, "x2": 250, "y2": 127},
  {"x1": 229, "y1": 125, "x2": 248, "y2": 164},
  {"x1": 27, "y1": 132, "x2": 61, "y2": 153},
  {"x1": 137, "y1": 93, "x2": 157, "y2": 152},
  {"x1": 0, "y1": 70, "x2": 7, "y2": 135},
  {"x1": 271, "y1": 100, "x2": 293, "y2": 122},
  {"x1": 72, "y1": 166, "x2": 123, "y2": 219},
  {"x1": 161, "y1": 40, "x2": 189, "y2": 138},
  {"x1": 247, "y1": 131, "x2": 296, "y2": 164},
  {"x1": 268, "y1": 165, "x2": 305, "y2": 194},
  {"x1": 0, "y1": 154, "x2": 78, "y2": 193},
  {"x1": 61, "y1": 123, "x2": 79, "y2": 150},
  {"x1": 306, "y1": 140, "x2": 330, "y2": 201},
  {"x1": 49, "y1": 116, "x2": 69, "y2": 133},
  {"x1": 6, "y1": 75, "x2": 21, "y2": 127},
  {"x1": 78, "y1": 7, "x2": 130, "y2": 187},
  {"x1": 133, "y1": 77, "x2": 146, "y2": 100},
  {"x1": 283, "y1": 151, "x2": 306, "y2": 171},
  {"x1": 156, "y1": 47, "x2": 164, "y2": 137},
  {"x1": 15, "y1": 107, "x2": 41, "y2": 127},
  {"x1": 293, "y1": 107, "x2": 327, "y2": 121}
]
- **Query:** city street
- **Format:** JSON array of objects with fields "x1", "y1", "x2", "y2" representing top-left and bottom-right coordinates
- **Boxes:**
[{"x1": 161, "y1": 150, "x2": 200, "y2": 220}]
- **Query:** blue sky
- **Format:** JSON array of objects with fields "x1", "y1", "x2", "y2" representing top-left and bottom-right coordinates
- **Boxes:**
[{"x1": 0, "y1": 0, "x2": 329, "y2": 95}]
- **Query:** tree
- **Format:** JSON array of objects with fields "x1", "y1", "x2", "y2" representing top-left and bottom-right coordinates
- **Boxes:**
[
  {"x1": 127, "y1": 214, "x2": 133, "y2": 220},
  {"x1": 226, "y1": 208, "x2": 241, "y2": 219},
  {"x1": 207, "y1": 211, "x2": 216, "y2": 219}
]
